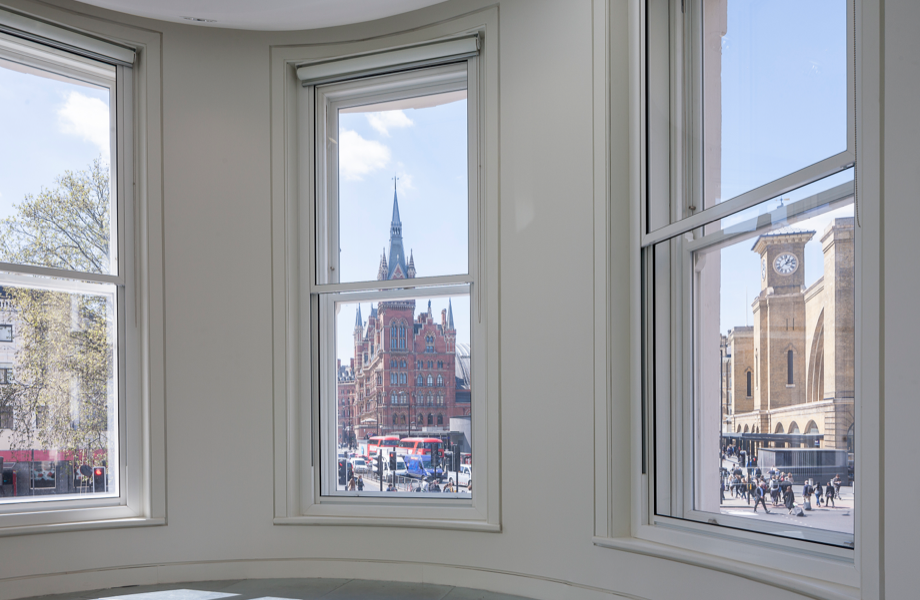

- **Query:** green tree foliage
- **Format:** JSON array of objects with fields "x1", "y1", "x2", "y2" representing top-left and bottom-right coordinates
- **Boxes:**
[{"x1": 0, "y1": 159, "x2": 114, "y2": 474}]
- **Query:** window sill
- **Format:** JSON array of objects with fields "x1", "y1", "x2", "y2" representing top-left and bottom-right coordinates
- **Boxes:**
[
  {"x1": 0, "y1": 516, "x2": 165, "y2": 538},
  {"x1": 594, "y1": 527, "x2": 859, "y2": 600},
  {"x1": 275, "y1": 515, "x2": 499, "y2": 532},
  {"x1": 593, "y1": 535, "x2": 859, "y2": 600}
]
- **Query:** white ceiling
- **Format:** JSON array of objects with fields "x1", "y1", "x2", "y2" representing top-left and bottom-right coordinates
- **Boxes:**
[{"x1": 74, "y1": 0, "x2": 450, "y2": 31}]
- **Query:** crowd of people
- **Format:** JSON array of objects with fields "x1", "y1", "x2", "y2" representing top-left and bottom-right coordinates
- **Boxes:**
[{"x1": 720, "y1": 447, "x2": 844, "y2": 516}]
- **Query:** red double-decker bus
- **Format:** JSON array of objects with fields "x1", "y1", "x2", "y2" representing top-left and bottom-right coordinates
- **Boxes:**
[{"x1": 396, "y1": 437, "x2": 443, "y2": 460}]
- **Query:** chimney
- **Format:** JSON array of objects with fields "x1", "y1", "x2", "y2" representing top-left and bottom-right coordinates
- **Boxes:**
[
  {"x1": 441, "y1": 309, "x2": 447, "y2": 327},
  {"x1": 350, "y1": 358, "x2": 355, "y2": 370}
]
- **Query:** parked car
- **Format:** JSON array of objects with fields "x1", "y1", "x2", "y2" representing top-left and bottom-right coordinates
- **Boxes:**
[
  {"x1": 382, "y1": 456, "x2": 408, "y2": 481},
  {"x1": 447, "y1": 464, "x2": 471, "y2": 487}
]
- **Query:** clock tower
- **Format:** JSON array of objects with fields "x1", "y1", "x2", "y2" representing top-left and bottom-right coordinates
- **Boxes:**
[
  {"x1": 752, "y1": 230, "x2": 814, "y2": 293},
  {"x1": 749, "y1": 230, "x2": 815, "y2": 413}
]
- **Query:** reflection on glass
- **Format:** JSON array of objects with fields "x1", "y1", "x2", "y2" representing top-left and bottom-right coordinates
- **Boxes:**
[
  {"x1": 333, "y1": 294, "x2": 471, "y2": 496},
  {"x1": 0, "y1": 281, "x2": 118, "y2": 501},
  {"x1": 337, "y1": 90, "x2": 468, "y2": 283},
  {"x1": 0, "y1": 56, "x2": 115, "y2": 275},
  {"x1": 693, "y1": 174, "x2": 854, "y2": 539},
  {"x1": 704, "y1": 0, "x2": 847, "y2": 207}
]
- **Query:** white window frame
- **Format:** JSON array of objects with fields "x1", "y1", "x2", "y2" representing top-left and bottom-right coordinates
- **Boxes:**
[
  {"x1": 0, "y1": 5, "x2": 164, "y2": 536},
  {"x1": 270, "y1": 8, "x2": 499, "y2": 532},
  {"x1": 592, "y1": 0, "x2": 883, "y2": 597}
]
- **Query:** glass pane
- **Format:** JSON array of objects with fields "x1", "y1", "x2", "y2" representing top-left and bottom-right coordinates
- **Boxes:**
[
  {"x1": 0, "y1": 53, "x2": 116, "y2": 275},
  {"x1": 336, "y1": 89, "x2": 468, "y2": 283},
  {"x1": 691, "y1": 172, "x2": 854, "y2": 543},
  {"x1": 332, "y1": 292, "x2": 471, "y2": 495},
  {"x1": 703, "y1": 0, "x2": 847, "y2": 207},
  {"x1": 0, "y1": 278, "x2": 118, "y2": 502}
]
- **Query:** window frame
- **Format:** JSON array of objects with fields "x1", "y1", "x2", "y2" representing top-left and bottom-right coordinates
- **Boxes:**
[
  {"x1": 592, "y1": 0, "x2": 882, "y2": 596},
  {"x1": 0, "y1": 5, "x2": 164, "y2": 536},
  {"x1": 270, "y1": 8, "x2": 500, "y2": 532},
  {"x1": 644, "y1": 0, "x2": 858, "y2": 554}
]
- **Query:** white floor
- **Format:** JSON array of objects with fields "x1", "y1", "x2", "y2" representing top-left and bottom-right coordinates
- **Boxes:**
[{"x1": 22, "y1": 579, "x2": 531, "y2": 600}]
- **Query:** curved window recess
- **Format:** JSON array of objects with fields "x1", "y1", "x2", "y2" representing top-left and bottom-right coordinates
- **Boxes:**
[
  {"x1": 0, "y1": 7, "x2": 164, "y2": 536},
  {"x1": 270, "y1": 7, "x2": 499, "y2": 532}
]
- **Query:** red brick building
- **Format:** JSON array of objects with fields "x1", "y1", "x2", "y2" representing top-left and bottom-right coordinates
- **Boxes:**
[{"x1": 341, "y1": 189, "x2": 469, "y2": 443}]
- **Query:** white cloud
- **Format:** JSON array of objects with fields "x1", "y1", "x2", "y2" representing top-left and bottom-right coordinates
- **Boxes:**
[
  {"x1": 58, "y1": 91, "x2": 110, "y2": 158},
  {"x1": 339, "y1": 129, "x2": 390, "y2": 180},
  {"x1": 366, "y1": 110, "x2": 413, "y2": 137}
]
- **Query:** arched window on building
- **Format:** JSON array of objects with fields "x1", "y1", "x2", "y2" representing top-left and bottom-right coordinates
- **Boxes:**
[
  {"x1": 427, "y1": 374, "x2": 433, "y2": 387},
  {"x1": 437, "y1": 374, "x2": 443, "y2": 387},
  {"x1": 392, "y1": 414, "x2": 397, "y2": 426},
  {"x1": 400, "y1": 373, "x2": 407, "y2": 385},
  {"x1": 390, "y1": 359, "x2": 397, "y2": 368},
  {"x1": 787, "y1": 349, "x2": 794, "y2": 386},
  {"x1": 416, "y1": 374, "x2": 423, "y2": 386},
  {"x1": 428, "y1": 395, "x2": 433, "y2": 405},
  {"x1": 391, "y1": 324, "x2": 398, "y2": 348},
  {"x1": 400, "y1": 414, "x2": 406, "y2": 425},
  {"x1": 427, "y1": 414, "x2": 433, "y2": 425},
  {"x1": 437, "y1": 414, "x2": 443, "y2": 426},
  {"x1": 399, "y1": 325, "x2": 407, "y2": 349},
  {"x1": 418, "y1": 414, "x2": 424, "y2": 426},
  {"x1": 390, "y1": 373, "x2": 397, "y2": 385},
  {"x1": 425, "y1": 334, "x2": 434, "y2": 353},
  {"x1": 746, "y1": 370, "x2": 752, "y2": 397},
  {"x1": 391, "y1": 393, "x2": 396, "y2": 404},
  {"x1": 400, "y1": 359, "x2": 407, "y2": 368}
]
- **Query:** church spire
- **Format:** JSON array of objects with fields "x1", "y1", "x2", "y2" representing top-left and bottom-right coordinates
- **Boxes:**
[
  {"x1": 407, "y1": 249, "x2": 416, "y2": 278},
  {"x1": 447, "y1": 299, "x2": 454, "y2": 330},
  {"x1": 383, "y1": 179, "x2": 409, "y2": 280},
  {"x1": 354, "y1": 305, "x2": 363, "y2": 329}
]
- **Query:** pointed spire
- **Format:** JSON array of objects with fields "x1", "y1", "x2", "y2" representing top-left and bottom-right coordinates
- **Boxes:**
[
  {"x1": 385, "y1": 183, "x2": 408, "y2": 280},
  {"x1": 447, "y1": 299, "x2": 454, "y2": 329},
  {"x1": 355, "y1": 305, "x2": 363, "y2": 329},
  {"x1": 407, "y1": 249, "x2": 416, "y2": 279},
  {"x1": 428, "y1": 300, "x2": 432, "y2": 317},
  {"x1": 377, "y1": 248, "x2": 388, "y2": 281}
]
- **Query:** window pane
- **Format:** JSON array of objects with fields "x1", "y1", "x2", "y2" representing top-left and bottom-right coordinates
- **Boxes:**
[
  {"x1": 692, "y1": 173, "x2": 854, "y2": 542},
  {"x1": 0, "y1": 53, "x2": 116, "y2": 275},
  {"x1": 0, "y1": 279, "x2": 118, "y2": 501},
  {"x1": 332, "y1": 292, "x2": 471, "y2": 495},
  {"x1": 336, "y1": 89, "x2": 468, "y2": 283},
  {"x1": 703, "y1": 0, "x2": 847, "y2": 207}
]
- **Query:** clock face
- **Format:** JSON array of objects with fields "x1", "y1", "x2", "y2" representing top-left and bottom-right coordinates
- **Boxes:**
[{"x1": 773, "y1": 253, "x2": 798, "y2": 275}]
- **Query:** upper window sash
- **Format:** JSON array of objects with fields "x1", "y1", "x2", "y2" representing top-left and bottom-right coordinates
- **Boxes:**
[
  {"x1": 643, "y1": 0, "x2": 855, "y2": 246},
  {"x1": 0, "y1": 31, "x2": 121, "y2": 284},
  {"x1": 311, "y1": 61, "x2": 477, "y2": 291}
]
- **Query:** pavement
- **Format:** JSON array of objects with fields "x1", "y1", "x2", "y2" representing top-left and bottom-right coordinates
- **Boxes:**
[{"x1": 719, "y1": 457, "x2": 854, "y2": 534}]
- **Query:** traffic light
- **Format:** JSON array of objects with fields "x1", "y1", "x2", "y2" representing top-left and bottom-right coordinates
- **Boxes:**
[
  {"x1": 338, "y1": 459, "x2": 346, "y2": 485},
  {"x1": 93, "y1": 466, "x2": 106, "y2": 492},
  {"x1": 443, "y1": 451, "x2": 453, "y2": 472},
  {"x1": 389, "y1": 451, "x2": 397, "y2": 471},
  {"x1": 452, "y1": 445, "x2": 461, "y2": 471}
]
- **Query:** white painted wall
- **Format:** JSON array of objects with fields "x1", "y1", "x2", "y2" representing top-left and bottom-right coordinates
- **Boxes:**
[{"x1": 0, "y1": 1, "x2": 916, "y2": 599}]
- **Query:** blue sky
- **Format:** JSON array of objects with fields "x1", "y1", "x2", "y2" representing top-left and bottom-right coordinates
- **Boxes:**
[
  {"x1": 715, "y1": 0, "x2": 850, "y2": 334},
  {"x1": 334, "y1": 94, "x2": 470, "y2": 360},
  {"x1": 0, "y1": 59, "x2": 111, "y2": 221}
]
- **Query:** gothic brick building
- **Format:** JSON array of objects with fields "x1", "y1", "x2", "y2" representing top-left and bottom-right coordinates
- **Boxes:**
[{"x1": 340, "y1": 189, "x2": 470, "y2": 443}]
